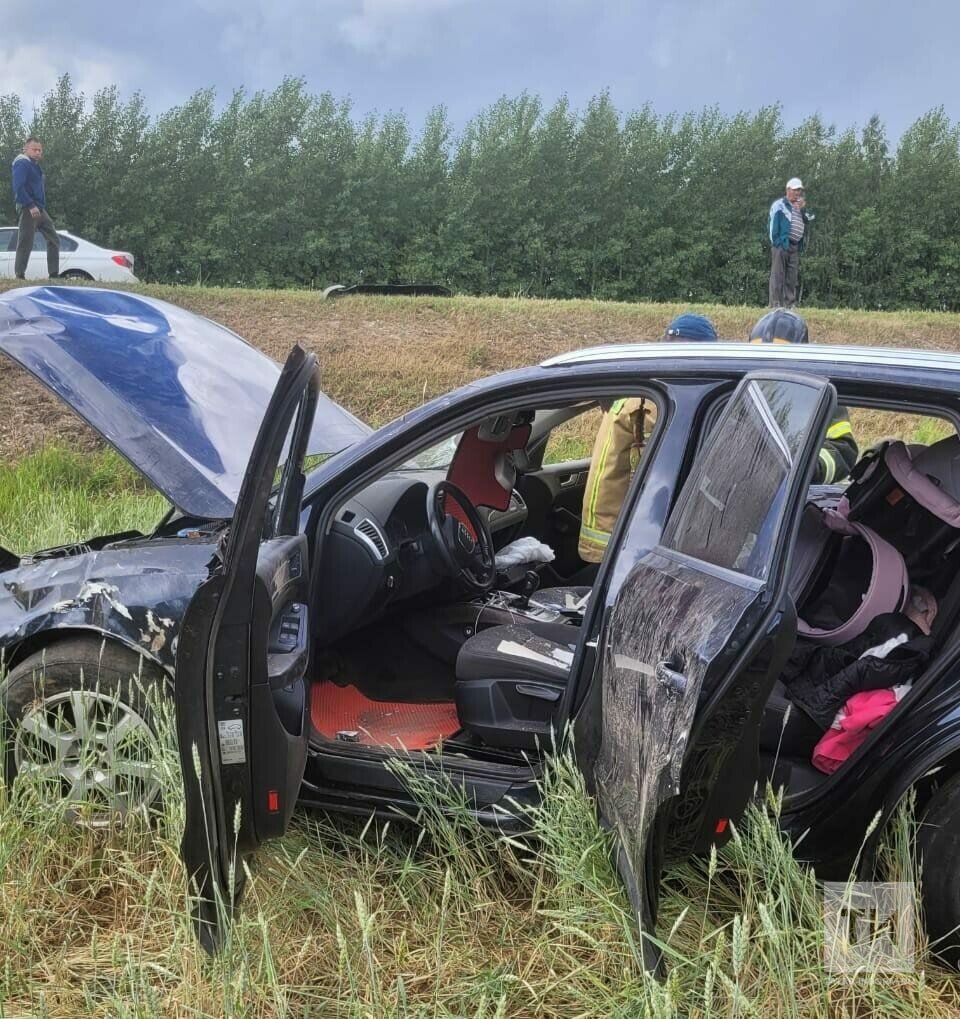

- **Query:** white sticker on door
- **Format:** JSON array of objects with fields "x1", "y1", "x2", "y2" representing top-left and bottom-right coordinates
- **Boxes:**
[{"x1": 217, "y1": 718, "x2": 246, "y2": 765}]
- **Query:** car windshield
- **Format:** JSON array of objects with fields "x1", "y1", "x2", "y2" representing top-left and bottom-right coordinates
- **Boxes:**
[
  {"x1": 401, "y1": 433, "x2": 461, "y2": 470},
  {"x1": 271, "y1": 447, "x2": 346, "y2": 492}
]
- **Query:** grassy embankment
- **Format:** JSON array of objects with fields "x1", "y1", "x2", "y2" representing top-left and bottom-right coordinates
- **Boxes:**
[
  {"x1": 0, "y1": 450, "x2": 957, "y2": 1016},
  {"x1": 4, "y1": 280, "x2": 960, "y2": 461},
  {"x1": 2, "y1": 286, "x2": 960, "y2": 1015}
]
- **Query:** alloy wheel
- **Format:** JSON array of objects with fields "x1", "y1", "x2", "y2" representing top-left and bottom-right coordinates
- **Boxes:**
[{"x1": 13, "y1": 688, "x2": 161, "y2": 825}]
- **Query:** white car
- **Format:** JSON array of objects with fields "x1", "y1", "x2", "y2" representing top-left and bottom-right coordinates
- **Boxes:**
[{"x1": 0, "y1": 227, "x2": 137, "y2": 282}]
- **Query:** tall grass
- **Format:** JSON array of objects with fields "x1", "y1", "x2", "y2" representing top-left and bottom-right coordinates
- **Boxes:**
[
  {"x1": 1, "y1": 445, "x2": 959, "y2": 1015},
  {"x1": 4, "y1": 708, "x2": 959, "y2": 1015},
  {"x1": 0, "y1": 445, "x2": 168, "y2": 553}
]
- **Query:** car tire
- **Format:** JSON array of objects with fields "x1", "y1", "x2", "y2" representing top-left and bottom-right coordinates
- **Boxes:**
[
  {"x1": 0, "y1": 637, "x2": 169, "y2": 826},
  {"x1": 58, "y1": 269, "x2": 93, "y2": 281},
  {"x1": 917, "y1": 773, "x2": 960, "y2": 967}
]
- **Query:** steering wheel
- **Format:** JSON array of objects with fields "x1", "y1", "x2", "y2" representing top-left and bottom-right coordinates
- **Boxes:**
[{"x1": 425, "y1": 480, "x2": 496, "y2": 595}]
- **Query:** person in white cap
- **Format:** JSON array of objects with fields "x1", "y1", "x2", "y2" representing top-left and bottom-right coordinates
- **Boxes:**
[{"x1": 768, "y1": 176, "x2": 813, "y2": 307}]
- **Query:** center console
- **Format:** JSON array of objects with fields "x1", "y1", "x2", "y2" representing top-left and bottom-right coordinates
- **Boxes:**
[{"x1": 402, "y1": 584, "x2": 589, "y2": 667}]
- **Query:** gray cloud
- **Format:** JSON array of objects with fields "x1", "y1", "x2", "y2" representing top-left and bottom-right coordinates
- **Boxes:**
[{"x1": 1, "y1": 0, "x2": 957, "y2": 141}]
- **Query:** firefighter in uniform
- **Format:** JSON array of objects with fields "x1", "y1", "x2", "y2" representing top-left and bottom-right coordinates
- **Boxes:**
[
  {"x1": 578, "y1": 313, "x2": 718, "y2": 564},
  {"x1": 748, "y1": 309, "x2": 858, "y2": 484}
]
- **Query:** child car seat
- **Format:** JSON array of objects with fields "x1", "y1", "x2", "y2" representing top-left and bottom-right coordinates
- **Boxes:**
[
  {"x1": 790, "y1": 435, "x2": 960, "y2": 645},
  {"x1": 843, "y1": 436, "x2": 960, "y2": 579},
  {"x1": 790, "y1": 503, "x2": 911, "y2": 646}
]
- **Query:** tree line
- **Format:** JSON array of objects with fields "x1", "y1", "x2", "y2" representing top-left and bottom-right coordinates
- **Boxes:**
[{"x1": 2, "y1": 76, "x2": 959, "y2": 309}]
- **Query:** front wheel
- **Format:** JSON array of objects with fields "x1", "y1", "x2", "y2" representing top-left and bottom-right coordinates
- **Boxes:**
[
  {"x1": 1, "y1": 638, "x2": 168, "y2": 826},
  {"x1": 917, "y1": 773, "x2": 960, "y2": 967}
]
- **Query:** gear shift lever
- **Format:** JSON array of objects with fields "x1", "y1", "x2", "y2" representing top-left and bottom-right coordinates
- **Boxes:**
[{"x1": 516, "y1": 569, "x2": 540, "y2": 610}]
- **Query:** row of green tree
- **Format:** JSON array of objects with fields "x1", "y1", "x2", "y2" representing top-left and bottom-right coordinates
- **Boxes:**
[{"x1": 2, "y1": 76, "x2": 959, "y2": 308}]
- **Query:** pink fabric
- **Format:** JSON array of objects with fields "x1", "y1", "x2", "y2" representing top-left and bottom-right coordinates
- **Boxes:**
[{"x1": 812, "y1": 689, "x2": 900, "y2": 774}]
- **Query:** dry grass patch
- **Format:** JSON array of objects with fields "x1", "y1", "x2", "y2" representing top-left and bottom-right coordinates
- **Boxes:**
[{"x1": 4, "y1": 281, "x2": 960, "y2": 461}]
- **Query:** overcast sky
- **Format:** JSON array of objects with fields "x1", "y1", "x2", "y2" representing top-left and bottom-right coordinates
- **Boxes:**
[{"x1": 1, "y1": 0, "x2": 957, "y2": 144}]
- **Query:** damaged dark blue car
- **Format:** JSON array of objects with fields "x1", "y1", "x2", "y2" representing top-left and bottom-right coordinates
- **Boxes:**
[{"x1": 3, "y1": 285, "x2": 960, "y2": 968}]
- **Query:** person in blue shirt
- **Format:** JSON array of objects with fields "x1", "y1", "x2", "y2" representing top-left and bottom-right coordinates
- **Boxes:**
[
  {"x1": 768, "y1": 177, "x2": 813, "y2": 308},
  {"x1": 10, "y1": 137, "x2": 60, "y2": 280}
]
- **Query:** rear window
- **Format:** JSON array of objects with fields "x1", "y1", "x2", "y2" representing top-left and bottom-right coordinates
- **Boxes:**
[
  {"x1": 27, "y1": 232, "x2": 78, "y2": 252},
  {"x1": 662, "y1": 378, "x2": 823, "y2": 580}
]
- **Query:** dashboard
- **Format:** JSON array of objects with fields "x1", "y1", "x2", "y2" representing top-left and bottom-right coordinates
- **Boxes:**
[{"x1": 313, "y1": 469, "x2": 528, "y2": 643}]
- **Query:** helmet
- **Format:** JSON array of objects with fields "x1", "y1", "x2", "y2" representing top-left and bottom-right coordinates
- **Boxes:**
[
  {"x1": 749, "y1": 309, "x2": 809, "y2": 345},
  {"x1": 663, "y1": 313, "x2": 717, "y2": 342}
]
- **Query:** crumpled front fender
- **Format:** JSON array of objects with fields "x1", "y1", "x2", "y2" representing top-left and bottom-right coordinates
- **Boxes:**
[{"x1": 0, "y1": 540, "x2": 218, "y2": 676}]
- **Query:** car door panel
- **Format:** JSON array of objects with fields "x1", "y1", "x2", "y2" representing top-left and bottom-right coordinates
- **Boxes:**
[
  {"x1": 517, "y1": 459, "x2": 591, "y2": 576},
  {"x1": 0, "y1": 228, "x2": 15, "y2": 276},
  {"x1": 27, "y1": 231, "x2": 47, "y2": 278},
  {"x1": 175, "y1": 344, "x2": 319, "y2": 953},
  {"x1": 587, "y1": 371, "x2": 837, "y2": 967}
]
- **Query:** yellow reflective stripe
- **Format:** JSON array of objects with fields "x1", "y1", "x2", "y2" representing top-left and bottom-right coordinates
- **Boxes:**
[
  {"x1": 579, "y1": 524, "x2": 610, "y2": 546},
  {"x1": 586, "y1": 413, "x2": 617, "y2": 530},
  {"x1": 819, "y1": 448, "x2": 836, "y2": 484},
  {"x1": 826, "y1": 420, "x2": 853, "y2": 440}
]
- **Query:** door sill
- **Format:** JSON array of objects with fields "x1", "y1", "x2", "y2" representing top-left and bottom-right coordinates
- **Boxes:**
[{"x1": 307, "y1": 734, "x2": 538, "y2": 777}]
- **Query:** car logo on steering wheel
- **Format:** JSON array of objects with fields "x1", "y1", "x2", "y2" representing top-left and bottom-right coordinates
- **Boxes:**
[{"x1": 457, "y1": 522, "x2": 476, "y2": 553}]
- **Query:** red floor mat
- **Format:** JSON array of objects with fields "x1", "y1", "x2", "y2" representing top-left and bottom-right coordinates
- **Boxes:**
[{"x1": 310, "y1": 682, "x2": 461, "y2": 750}]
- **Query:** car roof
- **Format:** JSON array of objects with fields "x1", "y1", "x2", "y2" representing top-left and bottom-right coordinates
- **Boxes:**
[
  {"x1": 542, "y1": 341, "x2": 960, "y2": 375},
  {"x1": 1, "y1": 226, "x2": 78, "y2": 237}
]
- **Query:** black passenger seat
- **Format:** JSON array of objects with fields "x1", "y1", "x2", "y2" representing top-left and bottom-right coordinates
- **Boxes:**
[{"x1": 454, "y1": 621, "x2": 576, "y2": 749}]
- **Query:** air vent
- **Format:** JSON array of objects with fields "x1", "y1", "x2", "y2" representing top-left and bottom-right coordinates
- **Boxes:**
[{"x1": 355, "y1": 518, "x2": 388, "y2": 559}]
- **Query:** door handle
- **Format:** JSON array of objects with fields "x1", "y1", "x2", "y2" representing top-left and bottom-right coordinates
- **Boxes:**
[
  {"x1": 656, "y1": 661, "x2": 688, "y2": 694},
  {"x1": 515, "y1": 683, "x2": 562, "y2": 703}
]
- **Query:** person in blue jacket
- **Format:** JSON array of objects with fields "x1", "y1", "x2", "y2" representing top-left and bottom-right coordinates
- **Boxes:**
[
  {"x1": 10, "y1": 137, "x2": 60, "y2": 280},
  {"x1": 768, "y1": 177, "x2": 812, "y2": 308}
]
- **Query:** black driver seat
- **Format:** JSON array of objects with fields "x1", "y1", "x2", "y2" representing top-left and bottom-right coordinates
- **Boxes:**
[{"x1": 454, "y1": 620, "x2": 576, "y2": 749}]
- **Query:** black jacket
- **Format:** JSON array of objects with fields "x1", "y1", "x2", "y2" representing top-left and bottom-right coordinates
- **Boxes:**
[{"x1": 782, "y1": 613, "x2": 933, "y2": 729}]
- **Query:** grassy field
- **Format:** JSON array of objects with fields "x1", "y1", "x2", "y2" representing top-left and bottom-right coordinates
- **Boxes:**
[
  {"x1": 3, "y1": 286, "x2": 960, "y2": 1015},
  {"x1": 5, "y1": 280, "x2": 960, "y2": 462},
  {"x1": 1, "y1": 452, "x2": 958, "y2": 1016}
]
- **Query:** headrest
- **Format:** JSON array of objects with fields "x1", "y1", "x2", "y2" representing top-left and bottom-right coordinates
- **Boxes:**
[{"x1": 884, "y1": 437, "x2": 960, "y2": 527}]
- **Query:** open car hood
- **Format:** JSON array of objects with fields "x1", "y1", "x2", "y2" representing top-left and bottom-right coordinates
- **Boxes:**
[{"x1": 0, "y1": 286, "x2": 370, "y2": 519}]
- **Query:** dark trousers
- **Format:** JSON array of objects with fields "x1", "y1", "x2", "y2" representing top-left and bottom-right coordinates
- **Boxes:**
[
  {"x1": 14, "y1": 206, "x2": 60, "y2": 278},
  {"x1": 769, "y1": 243, "x2": 800, "y2": 307}
]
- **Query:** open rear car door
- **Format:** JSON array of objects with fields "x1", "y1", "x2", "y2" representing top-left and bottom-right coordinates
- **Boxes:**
[
  {"x1": 175, "y1": 345, "x2": 319, "y2": 952},
  {"x1": 585, "y1": 371, "x2": 837, "y2": 967}
]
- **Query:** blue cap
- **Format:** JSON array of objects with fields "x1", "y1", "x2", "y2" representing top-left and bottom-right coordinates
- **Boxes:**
[{"x1": 663, "y1": 313, "x2": 718, "y2": 342}]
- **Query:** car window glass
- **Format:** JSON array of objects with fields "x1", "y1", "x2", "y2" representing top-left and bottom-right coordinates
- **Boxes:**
[
  {"x1": 848, "y1": 407, "x2": 956, "y2": 447},
  {"x1": 405, "y1": 433, "x2": 461, "y2": 470},
  {"x1": 0, "y1": 229, "x2": 14, "y2": 252},
  {"x1": 542, "y1": 407, "x2": 604, "y2": 464},
  {"x1": 31, "y1": 233, "x2": 46, "y2": 252},
  {"x1": 663, "y1": 378, "x2": 822, "y2": 580},
  {"x1": 58, "y1": 234, "x2": 78, "y2": 252},
  {"x1": 700, "y1": 397, "x2": 956, "y2": 461}
]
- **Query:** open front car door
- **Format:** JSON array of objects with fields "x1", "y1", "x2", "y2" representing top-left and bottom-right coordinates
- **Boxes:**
[
  {"x1": 175, "y1": 345, "x2": 319, "y2": 952},
  {"x1": 588, "y1": 371, "x2": 837, "y2": 967}
]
